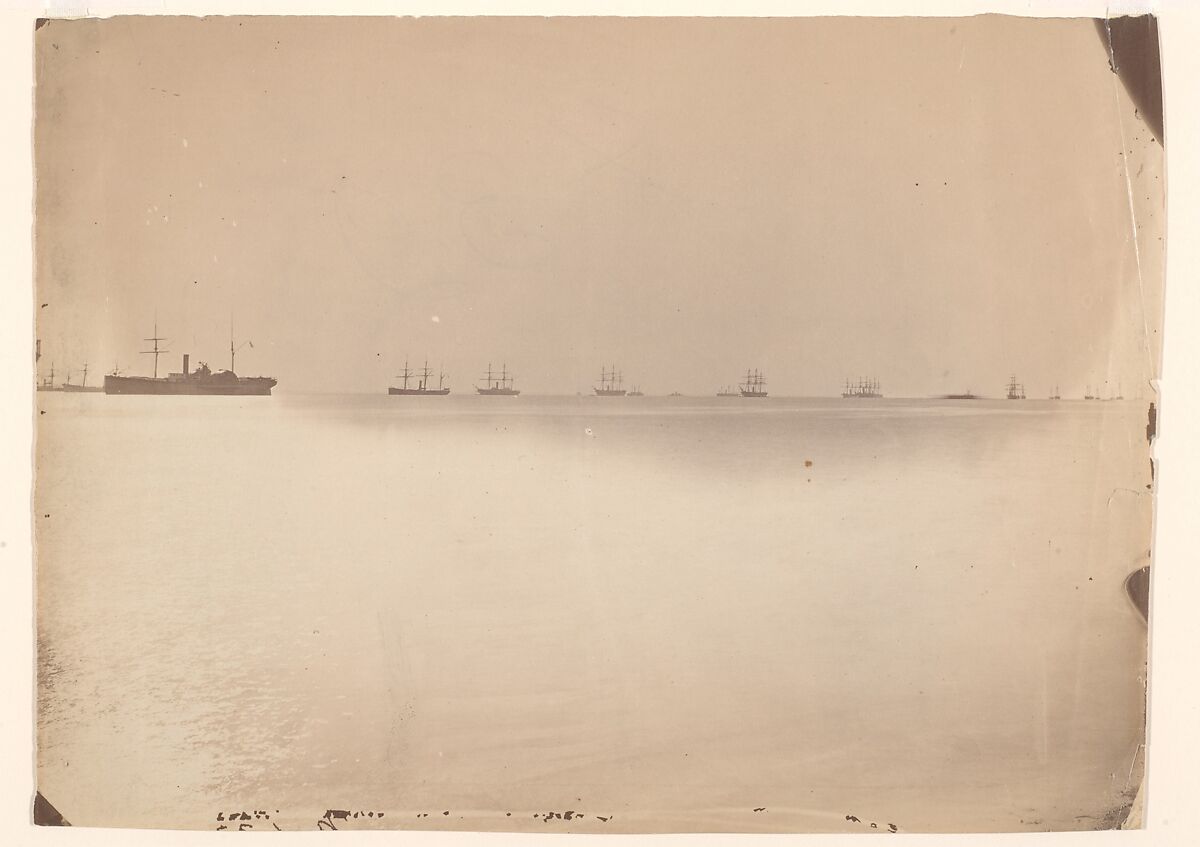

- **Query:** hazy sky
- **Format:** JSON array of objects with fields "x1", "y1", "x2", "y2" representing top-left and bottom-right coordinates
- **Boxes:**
[{"x1": 34, "y1": 15, "x2": 1163, "y2": 396}]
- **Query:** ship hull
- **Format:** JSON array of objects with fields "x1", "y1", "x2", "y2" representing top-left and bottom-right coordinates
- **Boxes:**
[
  {"x1": 594, "y1": 389, "x2": 627, "y2": 396},
  {"x1": 389, "y1": 387, "x2": 450, "y2": 395},
  {"x1": 842, "y1": 393, "x2": 882, "y2": 399},
  {"x1": 476, "y1": 388, "x2": 520, "y2": 396},
  {"x1": 61, "y1": 385, "x2": 104, "y2": 393},
  {"x1": 104, "y1": 375, "x2": 276, "y2": 395},
  {"x1": 740, "y1": 391, "x2": 768, "y2": 398}
]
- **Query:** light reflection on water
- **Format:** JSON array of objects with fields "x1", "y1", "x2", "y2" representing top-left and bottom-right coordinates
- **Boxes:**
[{"x1": 35, "y1": 394, "x2": 1149, "y2": 832}]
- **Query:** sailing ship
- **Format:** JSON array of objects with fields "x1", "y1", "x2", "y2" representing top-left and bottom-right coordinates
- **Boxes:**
[
  {"x1": 1005, "y1": 375, "x2": 1026, "y2": 400},
  {"x1": 941, "y1": 390, "x2": 979, "y2": 400},
  {"x1": 740, "y1": 369, "x2": 768, "y2": 398},
  {"x1": 390, "y1": 358, "x2": 450, "y2": 395},
  {"x1": 1084, "y1": 384, "x2": 1098, "y2": 400},
  {"x1": 61, "y1": 363, "x2": 104, "y2": 393},
  {"x1": 716, "y1": 385, "x2": 739, "y2": 397},
  {"x1": 594, "y1": 365, "x2": 626, "y2": 396},
  {"x1": 1049, "y1": 384, "x2": 1061, "y2": 400},
  {"x1": 476, "y1": 363, "x2": 520, "y2": 396},
  {"x1": 36, "y1": 363, "x2": 62, "y2": 392},
  {"x1": 104, "y1": 323, "x2": 276, "y2": 395},
  {"x1": 628, "y1": 386, "x2": 645, "y2": 397},
  {"x1": 842, "y1": 377, "x2": 882, "y2": 398}
]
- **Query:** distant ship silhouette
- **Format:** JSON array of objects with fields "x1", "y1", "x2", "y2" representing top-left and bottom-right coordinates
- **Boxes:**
[{"x1": 104, "y1": 324, "x2": 276, "y2": 395}]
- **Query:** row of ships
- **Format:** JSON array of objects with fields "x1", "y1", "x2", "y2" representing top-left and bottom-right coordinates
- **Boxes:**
[{"x1": 35, "y1": 330, "x2": 1124, "y2": 400}]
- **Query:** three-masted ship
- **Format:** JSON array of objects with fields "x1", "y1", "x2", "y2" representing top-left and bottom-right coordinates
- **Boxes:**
[
  {"x1": 1005, "y1": 375, "x2": 1026, "y2": 400},
  {"x1": 716, "y1": 385, "x2": 739, "y2": 397},
  {"x1": 594, "y1": 365, "x2": 627, "y2": 396},
  {"x1": 390, "y1": 358, "x2": 450, "y2": 395},
  {"x1": 476, "y1": 363, "x2": 520, "y2": 396},
  {"x1": 842, "y1": 377, "x2": 882, "y2": 398},
  {"x1": 740, "y1": 369, "x2": 768, "y2": 398}
]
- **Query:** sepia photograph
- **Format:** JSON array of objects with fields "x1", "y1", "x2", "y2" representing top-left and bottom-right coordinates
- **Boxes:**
[{"x1": 28, "y1": 7, "x2": 1166, "y2": 836}]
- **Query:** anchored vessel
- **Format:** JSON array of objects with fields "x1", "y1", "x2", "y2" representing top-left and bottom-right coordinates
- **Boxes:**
[
  {"x1": 61, "y1": 363, "x2": 104, "y2": 393},
  {"x1": 390, "y1": 359, "x2": 450, "y2": 395},
  {"x1": 36, "y1": 364, "x2": 63, "y2": 392},
  {"x1": 1005, "y1": 376, "x2": 1026, "y2": 400},
  {"x1": 1049, "y1": 384, "x2": 1062, "y2": 400},
  {"x1": 842, "y1": 377, "x2": 882, "y2": 398},
  {"x1": 594, "y1": 365, "x2": 627, "y2": 396},
  {"x1": 104, "y1": 325, "x2": 276, "y2": 395},
  {"x1": 740, "y1": 369, "x2": 768, "y2": 398},
  {"x1": 941, "y1": 390, "x2": 979, "y2": 400},
  {"x1": 476, "y1": 363, "x2": 520, "y2": 396},
  {"x1": 628, "y1": 386, "x2": 645, "y2": 397},
  {"x1": 716, "y1": 385, "x2": 739, "y2": 397}
]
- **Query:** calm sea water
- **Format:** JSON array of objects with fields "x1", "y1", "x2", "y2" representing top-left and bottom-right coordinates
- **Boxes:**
[{"x1": 35, "y1": 394, "x2": 1151, "y2": 833}]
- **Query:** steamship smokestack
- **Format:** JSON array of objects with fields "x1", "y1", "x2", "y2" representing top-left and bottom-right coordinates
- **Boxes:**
[{"x1": 183, "y1": 353, "x2": 189, "y2": 375}]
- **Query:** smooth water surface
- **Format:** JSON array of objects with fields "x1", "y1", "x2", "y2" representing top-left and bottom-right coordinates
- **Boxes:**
[{"x1": 35, "y1": 394, "x2": 1151, "y2": 832}]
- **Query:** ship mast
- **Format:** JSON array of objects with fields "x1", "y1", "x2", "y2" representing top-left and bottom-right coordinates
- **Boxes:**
[
  {"x1": 397, "y1": 358, "x2": 413, "y2": 390},
  {"x1": 229, "y1": 319, "x2": 254, "y2": 374},
  {"x1": 141, "y1": 323, "x2": 168, "y2": 379}
]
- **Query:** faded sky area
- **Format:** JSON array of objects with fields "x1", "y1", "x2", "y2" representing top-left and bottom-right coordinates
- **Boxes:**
[{"x1": 33, "y1": 15, "x2": 1163, "y2": 396}]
